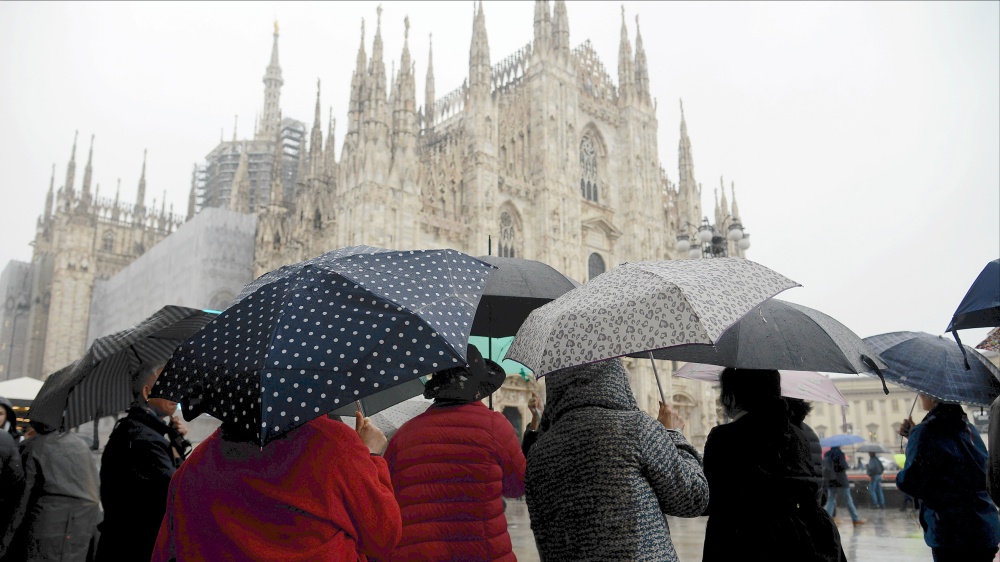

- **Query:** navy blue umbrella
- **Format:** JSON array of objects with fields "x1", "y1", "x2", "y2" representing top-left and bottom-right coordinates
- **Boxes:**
[
  {"x1": 863, "y1": 331, "x2": 1000, "y2": 407},
  {"x1": 152, "y1": 246, "x2": 496, "y2": 445},
  {"x1": 946, "y1": 259, "x2": 1000, "y2": 367}
]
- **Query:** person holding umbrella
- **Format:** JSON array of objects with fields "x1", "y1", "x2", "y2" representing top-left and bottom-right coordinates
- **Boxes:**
[
  {"x1": 382, "y1": 345, "x2": 524, "y2": 562},
  {"x1": 896, "y1": 393, "x2": 1000, "y2": 562},
  {"x1": 865, "y1": 451, "x2": 886, "y2": 509},
  {"x1": 701, "y1": 369, "x2": 847, "y2": 561},
  {"x1": 823, "y1": 445, "x2": 866, "y2": 526}
]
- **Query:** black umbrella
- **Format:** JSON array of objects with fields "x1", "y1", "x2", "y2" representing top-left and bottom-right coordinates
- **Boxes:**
[
  {"x1": 471, "y1": 256, "x2": 580, "y2": 338},
  {"x1": 643, "y1": 298, "x2": 887, "y2": 380},
  {"x1": 153, "y1": 246, "x2": 496, "y2": 446},
  {"x1": 863, "y1": 331, "x2": 1000, "y2": 407},
  {"x1": 946, "y1": 259, "x2": 1000, "y2": 367},
  {"x1": 30, "y1": 305, "x2": 218, "y2": 431}
]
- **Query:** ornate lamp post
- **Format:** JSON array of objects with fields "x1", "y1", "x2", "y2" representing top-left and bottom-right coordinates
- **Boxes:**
[{"x1": 676, "y1": 216, "x2": 750, "y2": 259}]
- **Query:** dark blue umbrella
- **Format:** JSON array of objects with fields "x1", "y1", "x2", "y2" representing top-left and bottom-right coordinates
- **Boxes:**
[
  {"x1": 863, "y1": 331, "x2": 1000, "y2": 407},
  {"x1": 820, "y1": 434, "x2": 865, "y2": 448},
  {"x1": 946, "y1": 259, "x2": 1000, "y2": 367},
  {"x1": 152, "y1": 246, "x2": 496, "y2": 446}
]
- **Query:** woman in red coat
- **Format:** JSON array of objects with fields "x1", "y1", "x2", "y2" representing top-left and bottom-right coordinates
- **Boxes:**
[
  {"x1": 384, "y1": 345, "x2": 526, "y2": 562},
  {"x1": 151, "y1": 411, "x2": 401, "y2": 562}
]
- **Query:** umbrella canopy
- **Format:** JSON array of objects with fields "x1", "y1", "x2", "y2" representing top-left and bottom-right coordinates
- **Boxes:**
[
  {"x1": 328, "y1": 376, "x2": 426, "y2": 418},
  {"x1": 339, "y1": 395, "x2": 434, "y2": 440},
  {"x1": 947, "y1": 259, "x2": 1000, "y2": 332},
  {"x1": 820, "y1": 434, "x2": 865, "y2": 447},
  {"x1": 470, "y1": 256, "x2": 580, "y2": 338},
  {"x1": 506, "y1": 257, "x2": 799, "y2": 377},
  {"x1": 856, "y1": 443, "x2": 892, "y2": 454},
  {"x1": 646, "y1": 299, "x2": 887, "y2": 376},
  {"x1": 862, "y1": 331, "x2": 1000, "y2": 407},
  {"x1": 153, "y1": 246, "x2": 495, "y2": 446},
  {"x1": 673, "y1": 362, "x2": 848, "y2": 407},
  {"x1": 30, "y1": 305, "x2": 218, "y2": 431}
]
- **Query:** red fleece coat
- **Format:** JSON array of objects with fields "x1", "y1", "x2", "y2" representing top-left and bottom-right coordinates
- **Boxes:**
[
  {"x1": 151, "y1": 416, "x2": 401, "y2": 562},
  {"x1": 384, "y1": 401, "x2": 526, "y2": 562}
]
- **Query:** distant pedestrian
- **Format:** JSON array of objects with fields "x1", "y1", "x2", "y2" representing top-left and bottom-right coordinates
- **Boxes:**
[
  {"x1": 896, "y1": 393, "x2": 1000, "y2": 562},
  {"x1": 525, "y1": 358, "x2": 708, "y2": 561},
  {"x1": 703, "y1": 369, "x2": 847, "y2": 562},
  {"x1": 3, "y1": 421, "x2": 102, "y2": 562},
  {"x1": 824, "y1": 445, "x2": 866, "y2": 525},
  {"x1": 0, "y1": 396, "x2": 25, "y2": 559},
  {"x1": 866, "y1": 451, "x2": 886, "y2": 508},
  {"x1": 94, "y1": 363, "x2": 189, "y2": 562},
  {"x1": 1, "y1": 396, "x2": 24, "y2": 443}
]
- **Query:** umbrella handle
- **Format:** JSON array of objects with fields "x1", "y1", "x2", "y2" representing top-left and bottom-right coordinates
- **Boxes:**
[
  {"x1": 648, "y1": 353, "x2": 667, "y2": 404},
  {"x1": 356, "y1": 400, "x2": 366, "y2": 418}
]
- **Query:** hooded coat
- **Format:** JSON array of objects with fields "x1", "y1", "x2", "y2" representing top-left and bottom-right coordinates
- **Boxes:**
[
  {"x1": 702, "y1": 397, "x2": 846, "y2": 561},
  {"x1": 0, "y1": 426, "x2": 24, "y2": 558},
  {"x1": 896, "y1": 402, "x2": 1000, "y2": 551},
  {"x1": 524, "y1": 359, "x2": 709, "y2": 562}
]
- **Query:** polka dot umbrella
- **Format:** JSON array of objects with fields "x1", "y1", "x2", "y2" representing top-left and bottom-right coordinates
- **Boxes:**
[{"x1": 152, "y1": 245, "x2": 496, "y2": 446}]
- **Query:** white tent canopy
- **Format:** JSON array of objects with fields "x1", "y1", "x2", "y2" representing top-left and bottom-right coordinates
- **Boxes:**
[{"x1": 0, "y1": 376, "x2": 45, "y2": 402}]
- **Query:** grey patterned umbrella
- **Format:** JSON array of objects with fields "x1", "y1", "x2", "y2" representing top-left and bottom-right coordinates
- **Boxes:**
[
  {"x1": 648, "y1": 299, "x2": 887, "y2": 375},
  {"x1": 30, "y1": 305, "x2": 218, "y2": 431},
  {"x1": 862, "y1": 331, "x2": 1000, "y2": 407},
  {"x1": 153, "y1": 246, "x2": 495, "y2": 446},
  {"x1": 506, "y1": 257, "x2": 800, "y2": 377}
]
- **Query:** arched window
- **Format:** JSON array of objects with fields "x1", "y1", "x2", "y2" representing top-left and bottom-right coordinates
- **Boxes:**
[
  {"x1": 101, "y1": 231, "x2": 114, "y2": 253},
  {"x1": 588, "y1": 253, "x2": 605, "y2": 281},
  {"x1": 499, "y1": 211, "x2": 516, "y2": 258},
  {"x1": 313, "y1": 209, "x2": 322, "y2": 231},
  {"x1": 580, "y1": 134, "x2": 598, "y2": 202}
]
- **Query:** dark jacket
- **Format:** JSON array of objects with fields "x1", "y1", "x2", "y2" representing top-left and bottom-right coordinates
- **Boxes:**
[
  {"x1": 786, "y1": 398, "x2": 825, "y2": 505},
  {"x1": 4, "y1": 430, "x2": 101, "y2": 562},
  {"x1": 986, "y1": 394, "x2": 1000, "y2": 504},
  {"x1": 0, "y1": 428, "x2": 25, "y2": 558},
  {"x1": 94, "y1": 405, "x2": 179, "y2": 562},
  {"x1": 525, "y1": 359, "x2": 708, "y2": 562},
  {"x1": 896, "y1": 402, "x2": 1000, "y2": 550},
  {"x1": 702, "y1": 399, "x2": 846, "y2": 562},
  {"x1": 824, "y1": 446, "x2": 850, "y2": 488}
]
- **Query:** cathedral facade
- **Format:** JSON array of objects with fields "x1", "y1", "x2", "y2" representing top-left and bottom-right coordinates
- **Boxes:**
[{"x1": 4, "y1": 1, "x2": 751, "y2": 447}]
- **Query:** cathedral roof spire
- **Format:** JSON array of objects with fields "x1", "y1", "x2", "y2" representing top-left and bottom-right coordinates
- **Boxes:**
[
  {"x1": 65, "y1": 130, "x2": 78, "y2": 198},
  {"x1": 393, "y1": 15, "x2": 417, "y2": 142},
  {"x1": 678, "y1": 99, "x2": 697, "y2": 199},
  {"x1": 44, "y1": 164, "x2": 54, "y2": 220},
  {"x1": 552, "y1": 1, "x2": 570, "y2": 55},
  {"x1": 232, "y1": 115, "x2": 238, "y2": 143},
  {"x1": 425, "y1": 33, "x2": 435, "y2": 126},
  {"x1": 731, "y1": 181, "x2": 740, "y2": 220},
  {"x1": 257, "y1": 21, "x2": 284, "y2": 141},
  {"x1": 533, "y1": 1, "x2": 551, "y2": 52},
  {"x1": 81, "y1": 134, "x2": 94, "y2": 205},
  {"x1": 634, "y1": 14, "x2": 650, "y2": 105},
  {"x1": 309, "y1": 79, "x2": 324, "y2": 179},
  {"x1": 348, "y1": 18, "x2": 367, "y2": 136},
  {"x1": 187, "y1": 164, "x2": 197, "y2": 220},
  {"x1": 268, "y1": 113, "x2": 284, "y2": 208},
  {"x1": 136, "y1": 149, "x2": 147, "y2": 217},
  {"x1": 617, "y1": 6, "x2": 634, "y2": 102},
  {"x1": 468, "y1": 0, "x2": 491, "y2": 98},
  {"x1": 325, "y1": 109, "x2": 337, "y2": 172}
]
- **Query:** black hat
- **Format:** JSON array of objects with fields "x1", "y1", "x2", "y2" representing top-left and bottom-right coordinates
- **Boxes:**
[{"x1": 424, "y1": 345, "x2": 507, "y2": 402}]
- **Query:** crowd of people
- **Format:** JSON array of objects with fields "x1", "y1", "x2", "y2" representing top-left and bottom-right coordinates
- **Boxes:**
[{"x1": 1, "y1": 353, "x2": 998, "y2": 561}]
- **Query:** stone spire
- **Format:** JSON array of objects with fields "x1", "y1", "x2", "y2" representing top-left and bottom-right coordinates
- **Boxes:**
[
  {"x1": 309, "y1": 79, "x2": 324, "y2": 179},
  {"x1": 230, "y1": 142, "x2": 251, "y2": 213},
  {"x1": 81, "y1": 134, "x2": 94, "y2": 206},
  {"x1": 533, "y1": 0, "x2": 551, "y2": 52},
  {"x1": 325, "y1": 110, "x2": 337, "y2": 173},
  {"x1": 135, "y1": 149, "x2": 147, "y2": 218},
  {"x1": 678, "y1": 99, "x2": 695, "y2": 194},
  {"x1": 348, "y1": 18, "x2": 367, "y2": 137},
  {"x1": 44, "y1": 164, "x2": 54, "y2": 220},
  {"x1": 232, "y1": 115, "x2": 238, "y2": 143},
  {"x1": 552, "y1": 1, "x2": 570, "y2": 56},
  {"x1": 617, "y1": 6, "x2": 634, "y2": 103},
  {"x1": 367, "y1": 5, "x2": 388, "y2": 130},
  {"x1": 64, "y1": 130, "x2": 78, "y2": 199},
  {"x1": 268, "y1": 117, "x2": 284, "y2": 207},
  {"x1": 468, "y1": 1, "x2": 491, "y2": 100},
  {"x1": 257, "y1": 21, "x2": 284, "y2": 141},
  {"x1": 718, "y1": 176, "x2": 729, "y2": 225},
  {"x1": 424, "y1": 33, "x2": 435, "y2": 126},
  {"x1": 187, "y1": 165, "x2": 197, "y2": 220},
  {"x1": 731, "y1": 181, "x2": 740, "y2": 220},
  {"x1": 634, "y1": 14, "x2": 650, "y2": 105},
  {"x1": 393, "y1": 15, "x2": 417, "y2": 144}
]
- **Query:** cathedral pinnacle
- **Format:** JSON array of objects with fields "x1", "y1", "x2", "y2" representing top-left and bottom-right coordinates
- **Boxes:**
[
  {"x1": 617, "y1": 6, "x2": 634, "y2": 102},
  {"x1": 425, "y1": 33, "x2": 435, "y2": 125},
  {"x1": 81, "y1": 134, "x2": 94, "y2": 204},
  {"x1": 257, "y1": 22, "x2": 284, "y2": 141},
  {"x1": 135, "y1": 149, "x2": 148, "y2": 220},
  {"x1": 634, "y1": 13, "x2": 650, "y2": 105},
  {"x1": 65, "y1": 130, "x2": 78, "y2": 198}
]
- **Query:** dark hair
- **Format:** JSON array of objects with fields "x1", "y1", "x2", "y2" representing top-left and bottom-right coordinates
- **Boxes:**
[
  {"x1": 719, "y1": 368, "x2": 781, "y2": 415},
  {"x1": 784, "y1": 397, "x2": 813, "y2": 425}
]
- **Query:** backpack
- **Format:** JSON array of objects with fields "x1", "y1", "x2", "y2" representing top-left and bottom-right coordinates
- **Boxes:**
[
  {"x1": 866, "y1": 456, "x2": 884, "y2": 476},
  {"x1": 822, "y1": 455, "x2": 837, "y2": 486}
]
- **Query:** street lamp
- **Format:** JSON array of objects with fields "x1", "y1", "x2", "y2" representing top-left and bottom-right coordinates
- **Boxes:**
[{"x1": 676, "y1": 216, "x2": 750, "y2": 259}]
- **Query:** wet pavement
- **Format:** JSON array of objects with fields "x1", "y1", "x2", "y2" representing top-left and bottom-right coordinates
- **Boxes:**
[{"x1": 505, "y1": 500, "x2": 953, "y2": 561}]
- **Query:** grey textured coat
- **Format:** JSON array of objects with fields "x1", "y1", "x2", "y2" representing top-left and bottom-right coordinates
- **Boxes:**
[{"x1": 524, "y1": 360, "x2": 709, "y2": 561}]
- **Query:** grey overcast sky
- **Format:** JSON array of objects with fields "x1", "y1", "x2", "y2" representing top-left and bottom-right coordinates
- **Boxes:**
[{"x1": 1, "y1": 1, "x2": 998, "y2": 349}]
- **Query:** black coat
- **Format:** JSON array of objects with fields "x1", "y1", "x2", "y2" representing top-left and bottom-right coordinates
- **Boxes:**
[
  {"x1": 0, "y1": 428, "x2": 25, "y2": 558},
  {"x1": 702, "y1": 401, "x2": 847, "y2": 562},
  {"x1": 94, "y1": 406, "x2": 179, "y2": 562},
  {"x1": 4, "y1": 431, "x2": 101, "y2": 562}
]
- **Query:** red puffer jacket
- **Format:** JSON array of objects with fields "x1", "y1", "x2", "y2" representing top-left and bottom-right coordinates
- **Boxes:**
[{"x1": 384, "y1": 401, "x2": 526, "y2": 561}]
